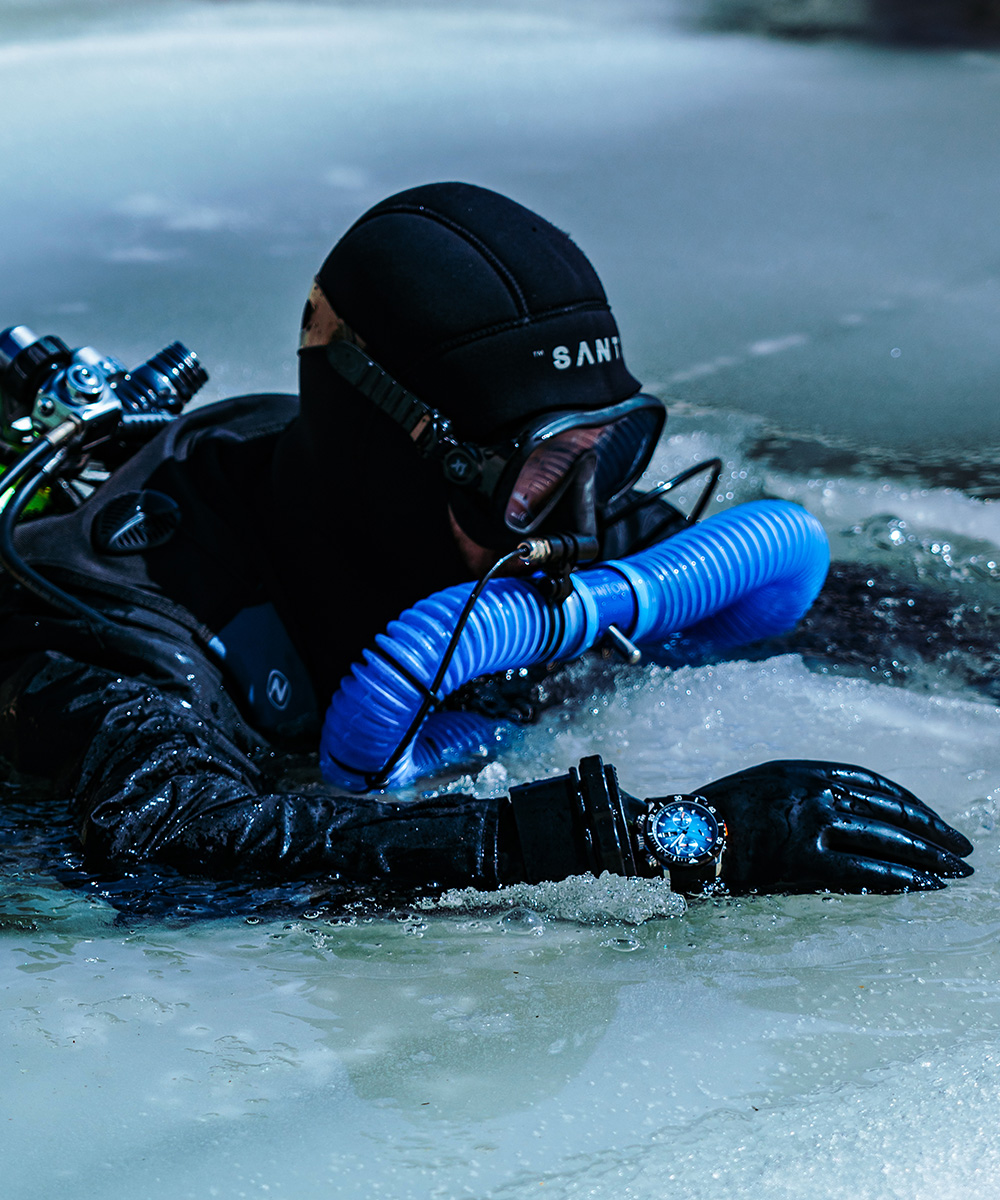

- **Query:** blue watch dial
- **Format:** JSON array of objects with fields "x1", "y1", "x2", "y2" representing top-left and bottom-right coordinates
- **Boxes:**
[{"x1": 645, "y1": 798, "x2": 723, "y2": 866}]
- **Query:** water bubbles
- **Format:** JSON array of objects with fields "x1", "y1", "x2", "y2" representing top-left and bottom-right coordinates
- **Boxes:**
[
  {"x1": 600, "y1": 935, "x2": 642, "y2": 952},
  {"x1": 848, "y1": 514, "x2": 914, "y2": 552},
  {"x1": 964, "y1": 797, "x2": 998, "y2": 833},
  {"x1": 845, "y1": 513, "x2": 1000, "y2": 587},
  {"x1": 968, "y1": 555, "x2": 1000, "y2": 582},
  {"x1": 499, "y1": 907, "x2": 545, "y2": 936}
]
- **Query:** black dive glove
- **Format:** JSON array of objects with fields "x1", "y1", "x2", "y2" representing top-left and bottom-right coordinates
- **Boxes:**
[
  {"x1": 698, "y1": 760, "x2": 974, "y2": 894},
  {"x1": 505, "y1": 756, "x2": 973, "y2": 895}
]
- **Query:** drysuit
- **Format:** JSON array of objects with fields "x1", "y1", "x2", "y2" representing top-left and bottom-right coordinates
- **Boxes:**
[{"x1": 0, "y1": 387, "x2": 680, "y2": 891}]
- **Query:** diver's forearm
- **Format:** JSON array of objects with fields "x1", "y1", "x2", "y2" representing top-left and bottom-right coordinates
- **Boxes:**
[
  {"x1": 0, "y1": 648, "x2": 507, "y2": 886},
  {"x1": 75, "y1": 679, "x2": 510, "y2": 886}
]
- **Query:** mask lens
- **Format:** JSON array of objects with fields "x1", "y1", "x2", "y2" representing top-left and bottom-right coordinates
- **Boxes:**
[
  {"x1": 591, "y1": 406, "x2": 661, "y2": 503},
  {"x1": 504, "y1": 406, "x2": 661, "y2": 533}
]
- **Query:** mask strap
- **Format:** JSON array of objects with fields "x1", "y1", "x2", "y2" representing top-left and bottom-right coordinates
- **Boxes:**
[{"x1": 324, "y1": 340, "x2": 452, "y2": 458}]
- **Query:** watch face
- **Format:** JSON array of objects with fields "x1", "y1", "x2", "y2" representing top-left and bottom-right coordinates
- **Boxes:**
[{"x1": 645, "y1": 798, "x2": 724, "y2": 867}]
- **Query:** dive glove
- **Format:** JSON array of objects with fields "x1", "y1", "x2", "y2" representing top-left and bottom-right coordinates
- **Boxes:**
[
  {"x1": 506, "y1": 756, "x2": 973, "y2": 894},
  {"x1": 699, "y1": 759, "x2": 973, "y2": 893}
]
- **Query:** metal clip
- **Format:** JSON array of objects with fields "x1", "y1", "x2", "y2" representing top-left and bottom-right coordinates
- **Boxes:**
[{"x1": 602, "y1": 623, "x2": 642, "y2": 665}]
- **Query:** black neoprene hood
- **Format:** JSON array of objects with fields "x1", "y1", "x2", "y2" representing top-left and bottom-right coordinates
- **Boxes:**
[{"x1": 313, "y1": 182, "x2": 642, "y2": 442}]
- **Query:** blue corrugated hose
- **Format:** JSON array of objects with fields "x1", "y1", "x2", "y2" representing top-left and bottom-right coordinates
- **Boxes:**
[{"x1": 320, "y1": 499, "x2": 830, "y2": 791}]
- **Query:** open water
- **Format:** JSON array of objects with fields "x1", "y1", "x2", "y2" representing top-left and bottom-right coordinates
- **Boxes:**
[{"x1": 3, "y1": 2, "x2": 1000, "y2": 1196}]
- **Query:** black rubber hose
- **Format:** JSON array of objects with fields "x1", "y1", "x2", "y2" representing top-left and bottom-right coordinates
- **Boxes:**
[
  {"x1": 612, "y1": 457, "x2": 724, "y2": 527},
  {"x1": 0, "y1": 447, "x2": 116, "y2": 631},
  {"x1": 367, "y1": 547, "x2": 525, "y2": 789},
  {"x1": 0, "y1": 421, "x2": 79, "y2": 502},
  {"x1": 118, "y1": 411, "x2": 177, "y2": 438}
]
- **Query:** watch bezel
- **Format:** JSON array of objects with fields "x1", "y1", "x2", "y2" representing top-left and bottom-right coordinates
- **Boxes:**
[{"x1": 641, "y1": 795, "x2": 727, "y2": 869}]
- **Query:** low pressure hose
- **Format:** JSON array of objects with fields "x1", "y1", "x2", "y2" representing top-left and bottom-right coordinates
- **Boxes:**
[{"x1": 320, "y1": 499, "x2": 830, "y2": 791}]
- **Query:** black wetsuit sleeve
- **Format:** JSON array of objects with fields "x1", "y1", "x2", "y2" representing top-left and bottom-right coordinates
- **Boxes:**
[{"x1": 0, "y1": 650, "x2": 508, "y2": 890}]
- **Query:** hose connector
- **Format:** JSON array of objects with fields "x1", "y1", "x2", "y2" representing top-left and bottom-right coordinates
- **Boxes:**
[
  {"x1": 517, "y1": 533, "x2": 600, "y2": 567},
  {"x1": 518, "y1": 533, "x2": 600, "y2": 604}
]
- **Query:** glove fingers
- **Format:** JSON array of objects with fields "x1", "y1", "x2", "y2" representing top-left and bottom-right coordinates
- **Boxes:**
[
  {"x1": 829, "y1": 783, "x2": 973, "y2": 858},
  {"x1": 745, "y1": 760, "x2": 917, "y2": 799},
  {"x1": 714, "y1": 762, "x2": 971, "y2": 855},
  {"x1": 810, "y1": 762, "x2": 946, "y2": 820},
  {"x1": 827, "y1": 815, "x2": 974, "y2": 879},
  {"x1": 820, "y1": 762, "x2": 918, "y2": 799},
  {"x1": 824, "y1": 855, "x2": 947, "y2": 893}
]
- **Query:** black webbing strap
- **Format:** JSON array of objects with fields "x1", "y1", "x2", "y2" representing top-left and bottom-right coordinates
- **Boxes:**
[{"x1": 326, "y1": 341, "x2": 443, "y2": 453}]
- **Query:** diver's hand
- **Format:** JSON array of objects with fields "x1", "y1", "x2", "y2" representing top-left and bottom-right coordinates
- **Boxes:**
[{"x1": 696, "y1": 760, "x2": 974, "y2": 893}]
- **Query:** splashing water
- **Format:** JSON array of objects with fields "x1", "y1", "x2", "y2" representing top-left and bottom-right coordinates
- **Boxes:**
[{"x1": 424, "y1": 872, "x2": 687, "y2": 925}]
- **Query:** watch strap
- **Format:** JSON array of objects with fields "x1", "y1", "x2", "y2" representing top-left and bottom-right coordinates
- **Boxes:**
[{"x1": 667, "y1": 854, "x2": 725, "y2": 895}]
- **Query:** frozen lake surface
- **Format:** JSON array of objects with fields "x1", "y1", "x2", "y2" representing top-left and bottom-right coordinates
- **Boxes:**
[{"x1": 3, "y1": 2, "x2": 1000, "y2": 1196}]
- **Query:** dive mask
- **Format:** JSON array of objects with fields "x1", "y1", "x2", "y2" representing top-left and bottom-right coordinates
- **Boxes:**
[{"x1": 324, "y1": 339, "x2": 665, "y2": 550}]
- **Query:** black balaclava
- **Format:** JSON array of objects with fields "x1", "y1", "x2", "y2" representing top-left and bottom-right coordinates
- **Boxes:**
[{"x1": 267, "y1": 182, "x2": 643, "y2": 699}]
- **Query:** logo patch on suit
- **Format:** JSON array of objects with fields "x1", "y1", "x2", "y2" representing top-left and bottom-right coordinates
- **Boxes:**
[
  {"x1": 266, "y1": 668, "x2": 291, "y2": 710},
  {"x1": 208, "y1": 603, "x2": 318, "y2": 734}
]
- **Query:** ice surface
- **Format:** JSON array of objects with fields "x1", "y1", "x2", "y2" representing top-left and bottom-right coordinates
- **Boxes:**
[{"x1": 3, "y1": 2, "x2": 1000, "y2": 1197}]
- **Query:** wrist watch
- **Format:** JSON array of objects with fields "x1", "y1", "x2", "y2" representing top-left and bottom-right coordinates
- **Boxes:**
[{"x1": 637, "y1": 795, "x2": 728, "y2": 894}]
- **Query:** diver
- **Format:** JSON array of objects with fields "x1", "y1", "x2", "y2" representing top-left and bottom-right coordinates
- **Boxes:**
[{"x1": 0, "y1": 182, "x2": 973, "y2": 901}]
